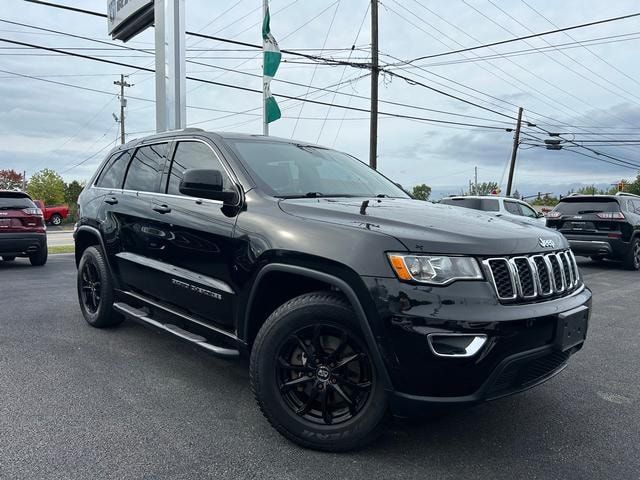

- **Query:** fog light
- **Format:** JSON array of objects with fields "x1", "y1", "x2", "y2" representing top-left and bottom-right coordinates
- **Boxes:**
[{"x1": 427, "y1": 334, "x2": 487, "y2": 358}]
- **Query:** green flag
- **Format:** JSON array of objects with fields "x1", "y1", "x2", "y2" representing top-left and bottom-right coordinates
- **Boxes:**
[{"x1": 262, "y1": 4, "x2": 281, "y2": 123}]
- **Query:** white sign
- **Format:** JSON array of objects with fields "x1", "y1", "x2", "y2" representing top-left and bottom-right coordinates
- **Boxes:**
[{"x1": 108, "y1": 0, "x2": 154, "y2": 40}]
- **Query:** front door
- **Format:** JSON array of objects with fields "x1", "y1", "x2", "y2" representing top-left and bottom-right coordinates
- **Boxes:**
[{"x1": 142, "y1": 139, "x2": 240, "y2": 327}]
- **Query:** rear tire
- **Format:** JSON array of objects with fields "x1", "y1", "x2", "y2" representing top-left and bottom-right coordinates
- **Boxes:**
[
  {"x1": 250, "y1": 291, "x2": 387, "y2": 452},
  {"x1": 29, "y1": 247, "x2": 47, "y2": 266},
  {"x1": 2, "y1": 256, "x2": 16, "y2": 261},
  {"x1": 622, "y1": 238, "x2": 640, "y2": 271},
  {"x1": 77, "y1": 246, "x2": 123, "y2": 328},
  {"x1": 50, "y1": 213, "x2": 63, "y2": 226}
]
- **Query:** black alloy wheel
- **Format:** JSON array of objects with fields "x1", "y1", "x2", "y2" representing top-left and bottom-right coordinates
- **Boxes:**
[
  {"x1": 80, "y1": 258, "x2": 102, "y2": 314},
  {"x1": 250, "y1": 292, "x2": 387, "y2": 452},
  {"x1": 277, "y1": 324, "x2": 373, "y2": 426},
  {"x1": 623, "y1": 238, "x2": 640, "y2": 270},
  {"x1": 77, "y1": 246, "x2": 123, "y2": 328}
]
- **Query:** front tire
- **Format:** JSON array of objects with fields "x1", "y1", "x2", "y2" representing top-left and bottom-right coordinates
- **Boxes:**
[
  {"x1": 250, "y1": 292, "x2": 387, "y2": 452},
  {"x1": 29, "y1": 247, "x2": 47, "y2": 266},
  {"x1": 77, "y1": 246, "x2": 123, "y2": 328},
  {"x1": 622, "y1": 237, "x2": 640, "y2": 270}
]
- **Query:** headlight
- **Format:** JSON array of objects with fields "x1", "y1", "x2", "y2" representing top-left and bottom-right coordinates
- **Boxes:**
[{"x1": 387, "y1": 254, "x2": 483, "y2": 285}]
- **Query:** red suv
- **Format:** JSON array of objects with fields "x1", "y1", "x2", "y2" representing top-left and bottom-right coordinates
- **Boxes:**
[{"x1": 0, "y1": 191, "x2": 47, "y2": 266}]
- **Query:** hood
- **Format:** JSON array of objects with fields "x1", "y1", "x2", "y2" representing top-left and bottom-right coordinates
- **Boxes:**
[{"x1": 278, "y1": 197, "x2": 567, "y2": 256}]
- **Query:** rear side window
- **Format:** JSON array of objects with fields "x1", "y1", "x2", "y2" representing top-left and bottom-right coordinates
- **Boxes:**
[
  {"x1": 0, "y1": 193, "x2": 34, "y2": 209},
  {"x1": 96, "y1": 150, "x2": 132, "y2": 189},
  {"x1": 441, "y1": 198, "x2": 499, "y2": 212},
  {"x1": 166, "y1": 141, "x2": 232, "y2": 195},
  {"x1": 124, "y1": 143, "x2": 168, "y2": 193},
  {"x1": 504, "y1": 201, "x2": 523, "y2": 215},
  {"x1": 555, "y1": 199, "x2": 621, "y2": 215}
]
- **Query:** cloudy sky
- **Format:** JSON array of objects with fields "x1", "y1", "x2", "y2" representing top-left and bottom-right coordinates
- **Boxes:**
[{"x1": 2, "y1": 0, "x2": 640, "y2": 198}]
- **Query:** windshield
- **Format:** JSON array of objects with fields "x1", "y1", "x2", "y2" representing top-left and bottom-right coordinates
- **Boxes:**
[
  {"x1": 228, "y1": 141, "x2": 409, "y2": 199},
  {"x1": 554, "y1": 198, "x2": 620, "y2": 215},
  {"x1": 0, "y1": 195, "x2": 34, "y2": 210}
]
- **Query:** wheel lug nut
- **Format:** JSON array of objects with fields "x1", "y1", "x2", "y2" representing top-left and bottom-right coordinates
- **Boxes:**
[
  {"x1": 318, "y1": 384, "x2": 324, "y2": 390},
  {"x1": 331, "y1": 378, "x2": 337, "y2": 384}
]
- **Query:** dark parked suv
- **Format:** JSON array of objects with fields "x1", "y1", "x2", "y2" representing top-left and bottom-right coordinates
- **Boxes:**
[
  {"x1": 75, "y1": 129, "x2": 591, "y2": 451},
  {"x1": 0, "y1": 190, "x2": 47, "y2": 265},
  {"x1": 546, "y1": 193, "x2": 640, "y2": 269}
]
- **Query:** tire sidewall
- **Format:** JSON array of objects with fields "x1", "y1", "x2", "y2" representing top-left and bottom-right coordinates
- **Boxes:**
[
  {"x1": 77, "y1": 246, "x2": 116, "y2": 326},
  {"x1": 251, "y1": 297, "x2": 387, "y2": 450}
]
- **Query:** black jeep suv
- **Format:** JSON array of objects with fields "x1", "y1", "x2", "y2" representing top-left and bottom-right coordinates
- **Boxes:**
[
  {"x1": 546, "y1": 193, "x2": 640, "y2": 269},
  {"x1": 75, "y1": 129, "x2": 591, "y2": 451}
]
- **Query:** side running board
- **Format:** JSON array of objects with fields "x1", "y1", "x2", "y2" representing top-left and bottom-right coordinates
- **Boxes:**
[{"x1": 113, "y1": 302, "x2": 240, "y2": 358}]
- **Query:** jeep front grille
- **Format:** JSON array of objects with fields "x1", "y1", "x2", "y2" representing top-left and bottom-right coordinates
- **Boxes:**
[{"x1": 484, "y1": 250, "x2": 581, "y2": 302}]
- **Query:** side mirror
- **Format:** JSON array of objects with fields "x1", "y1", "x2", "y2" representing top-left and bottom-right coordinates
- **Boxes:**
[
  {"x1": 536, "y1": 212, "x2": 545, "y2": 218},
  {"x1": 179, "y1": 169, "x2": 237, "y2": 203}
]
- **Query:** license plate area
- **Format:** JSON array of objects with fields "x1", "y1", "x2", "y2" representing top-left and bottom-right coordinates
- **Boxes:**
[
  {"x1": 569, "y1": 221, "x2": 594, "y2": 230},
  {"x1": 555, "y1": 306, "x2": 589, "y2": 351}
]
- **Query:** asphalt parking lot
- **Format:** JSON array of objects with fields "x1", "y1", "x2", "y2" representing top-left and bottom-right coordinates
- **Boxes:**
[{"x1": 0, "y1": 254, "x2": 638, "y2": 480}]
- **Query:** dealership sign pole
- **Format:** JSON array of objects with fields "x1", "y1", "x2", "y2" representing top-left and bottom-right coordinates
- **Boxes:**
[{"x1": 108, "y1": 0, "x2": 186, "y2": 133}]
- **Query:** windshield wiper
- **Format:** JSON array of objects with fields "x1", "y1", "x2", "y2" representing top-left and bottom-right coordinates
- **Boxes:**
[{"x1": 278, "y1": 192, "x2": 356, "y2": 199}]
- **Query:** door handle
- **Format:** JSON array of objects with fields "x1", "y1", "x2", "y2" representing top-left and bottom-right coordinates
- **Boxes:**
[
  {"x1": 153, "y1": 204, "x2": 172, "y2": 214},
  {"x1": 104, "y1": 197, "x2": 118, "y2": 205}
]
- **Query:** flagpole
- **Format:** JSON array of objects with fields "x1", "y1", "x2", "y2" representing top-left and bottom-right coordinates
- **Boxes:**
[{"x1": 262, "y1": 0, "x2": 269, "y2": 136}]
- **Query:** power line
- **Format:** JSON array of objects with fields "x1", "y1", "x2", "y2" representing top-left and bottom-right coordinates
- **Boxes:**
[
  {"x1": 0, "y1": 42, "x2": 514, "y2": 132},
  {"x1": 0, "y1": 27, "x2": 522, "y2": 126},
  {"x1": 393, "y1": 9, "x2": 640, "y2": 65}
]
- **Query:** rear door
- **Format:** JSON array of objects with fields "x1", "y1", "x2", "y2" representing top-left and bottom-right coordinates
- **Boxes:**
[
  {"x1": 547, "y1": 198, "x2": 627, "y2": 238},
  {"x1": 111, "y1": 142, "x2": 171, "y2": 294},
  {"x1": 140, "y1": 139, "x2": 240, "y2": 327}
]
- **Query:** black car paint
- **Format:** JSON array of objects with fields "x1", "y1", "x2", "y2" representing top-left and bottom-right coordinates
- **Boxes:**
[
  {"x1": 76, "y1": 130, "x2": 591, "y2": 415},
  {"x1": 546, "y1": 195, "x2": 640, "y2": 258}
]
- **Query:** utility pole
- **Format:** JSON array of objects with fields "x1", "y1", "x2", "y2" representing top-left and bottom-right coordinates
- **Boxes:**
[
  {"x1": 369, "y1": 0, "x2": 379, "y2": 169},
  {"x1": 506, "y1": 106, "x2": 523, "y2": 196},
  {"x1": 474, "y1": 166, "x2": 478, "y2": 191},
  {"x1": 22, "y1": 170, "x2": 26, "y2": 191},
  {"x1": 114, "y1": 74, "x2": 132, "y2": 144}
]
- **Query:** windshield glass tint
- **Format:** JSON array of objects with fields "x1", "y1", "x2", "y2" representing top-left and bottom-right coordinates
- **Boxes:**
[
  {"x1": 441, "y1": 198, "x2": 499, "y2": 212},
  {"x1": 228, "y1": 141, "x2": 409, "y2": 198},
  {"x1": 555, "y1": 199, "x2": 620, "y2": 214},
  {"x1": 0, "y1": 195, "x2": 34, "y2": 209}
]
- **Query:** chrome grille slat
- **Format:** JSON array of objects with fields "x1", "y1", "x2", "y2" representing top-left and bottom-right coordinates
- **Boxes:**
[{"x1": 484, "y1": 249, "x2": 581, "y2": 303}]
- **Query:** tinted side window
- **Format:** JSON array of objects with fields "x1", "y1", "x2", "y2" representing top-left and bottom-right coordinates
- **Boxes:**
[
  {"x1": 480, "y1": 199, "x2": 499, "y2": 212},
  {"x1": 96, "y1": 150, "x2": 132, "y2": 189},
  {"x1": 504, "y1": 201, "x2": 522, "y2": 215},
  {"x1": 167, "y1": 141, "x2": 232, "y2": 195},
  {"x1": 123, "y1": 143, "x2": 168, "y2": 192},
  {"x1": 632, "y1": 200, "x2": 640, "y2": 213}
]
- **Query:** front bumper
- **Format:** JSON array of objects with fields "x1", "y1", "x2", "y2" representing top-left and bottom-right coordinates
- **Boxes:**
[
  {"x1": 0, "y1": 232, "x2": 47, "y2": 256},
  {"x1": 361, "y1": 277, "x2": 592, "y2": 416}
]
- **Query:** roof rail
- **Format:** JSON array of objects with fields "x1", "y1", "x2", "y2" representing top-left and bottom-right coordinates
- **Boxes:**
[{"x1": 615, "y1": 191, "x2": 640, "y2": 198}]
